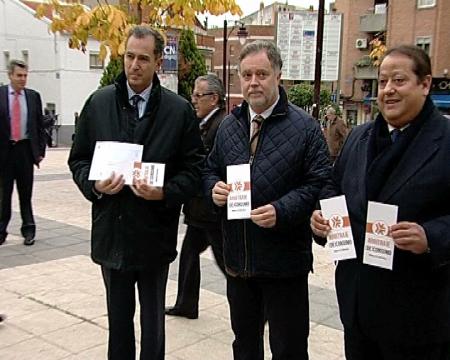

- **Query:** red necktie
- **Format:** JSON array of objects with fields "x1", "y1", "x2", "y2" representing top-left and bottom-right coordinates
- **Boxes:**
[{"x1": 11, "y1": 91, "x2": 21, "y2": 141}]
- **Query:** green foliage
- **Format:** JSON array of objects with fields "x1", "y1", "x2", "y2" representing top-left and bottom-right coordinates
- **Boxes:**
[
  {"x1": 99, "y1": 57, "x2": 123, "y2": 88},
  {"x1": 178, "y1": 29, "x2": 207, "y2": 101},
  {"x1": 287, "y1": 83, "x2": 313, "y2": 110},
  {"x1": 288, "y1": 83, "x2": 334, "y2": 114}
]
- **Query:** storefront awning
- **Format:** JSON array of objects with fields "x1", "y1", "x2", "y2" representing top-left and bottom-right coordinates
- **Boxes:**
[{"x1": 431, "y1": 94, "x2": 450, "y2": 109}]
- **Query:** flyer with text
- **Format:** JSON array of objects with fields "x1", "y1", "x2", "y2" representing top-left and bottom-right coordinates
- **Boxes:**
[
  {"x1": 227, "y1": 164, "x2": 251, "y2": 220},
  {"x1": 363, "y1": 201, "x2": 398, "y2": 270}
]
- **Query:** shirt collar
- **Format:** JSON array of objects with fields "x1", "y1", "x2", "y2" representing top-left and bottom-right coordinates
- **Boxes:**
[
  {"x1": 248, "y1": 95, "x2": 280, "y2": 122},
  {"x1": 126, "y1": 82, "x2": 152, "y2": 103},
  {"x1": 8, "y1": 84, "x2": 23, "y2": 95},
  {"x1": 387, "y1": 123, "x2": 410, "y2": 132}
]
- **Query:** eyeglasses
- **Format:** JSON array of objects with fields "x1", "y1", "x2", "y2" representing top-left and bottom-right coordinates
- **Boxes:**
[{"x1": 191, "y1": 92, "x2": 214, "y2": 99}]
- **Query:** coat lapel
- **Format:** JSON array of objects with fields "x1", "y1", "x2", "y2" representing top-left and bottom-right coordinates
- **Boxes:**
[
  {"x1": 378, "y1": 111, "x2": 442, "y2": 202},
  {"x1": 0, "y1": 86, "x2": 11, "y2": 135}
]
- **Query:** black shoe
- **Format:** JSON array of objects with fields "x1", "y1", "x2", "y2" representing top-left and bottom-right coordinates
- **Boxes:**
[
  {"x1": 165, "y1": 306, "x2": 198, "y2": 319},
  {"x1": 23, "y1": 235, "x2": 35, "y2": 246},
  {"x1": 0, "y1": 235, "x2": 6, "y2": 245}
]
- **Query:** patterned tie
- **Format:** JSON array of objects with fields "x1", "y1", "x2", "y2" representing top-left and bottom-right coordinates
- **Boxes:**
[
  {"x1": 390, "y1": 128, "x2": 401, "y2": 143},
  {"x1": 11, "y1": 91, "x2": 21, "y2": 141},
  {"x1": 131, "y1": 94, "x2": 143, "y2": 119},
  {"x1": 250, "y1": 115, "x2": 263, "y2": 155}
]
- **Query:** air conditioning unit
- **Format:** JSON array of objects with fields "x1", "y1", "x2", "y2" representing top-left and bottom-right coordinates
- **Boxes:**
[{"x1": 355, "y1": 38, "x2": 368, "y2": 49}]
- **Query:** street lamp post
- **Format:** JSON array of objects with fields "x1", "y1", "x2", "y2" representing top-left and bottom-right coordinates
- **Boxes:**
[{"x1": 222, "y1": 20, "x2": 248, "y2": 112}]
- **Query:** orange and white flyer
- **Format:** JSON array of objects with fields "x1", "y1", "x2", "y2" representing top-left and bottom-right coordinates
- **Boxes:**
[
  {"x1": 133, "y1": 162, "x2": 165, "y2": 187},
  {"x1": 363, "y1": 201, "x2": 398, "y2": 270},
  {"x1": 320, "y1": 195, "x2": 356, "y2": 262},
  {"x1": 226, "y1": 164, "x2": 251, "y2": 220}
]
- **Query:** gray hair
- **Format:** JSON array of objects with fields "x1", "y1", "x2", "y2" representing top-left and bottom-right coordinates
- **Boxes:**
[
  {"x1": 326, "y1": 107, "x2": 336, "y2": 115},
  {"x1": 238, "y1": 40, "x2": 283, "y2": 73},
  {"x1": 126, "y1": 25, "x2": 165, "y2": 59},
  {"x1": 195, "y1": 74, "x2": 226, "y2": 109},
  {"x1": 7, "y1": 59, "x2": 28, "y2": 75}
]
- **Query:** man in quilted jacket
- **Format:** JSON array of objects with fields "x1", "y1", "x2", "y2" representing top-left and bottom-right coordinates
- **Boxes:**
[{"x1": 203, "y1": 40, "x2": 331, "y2": 360}]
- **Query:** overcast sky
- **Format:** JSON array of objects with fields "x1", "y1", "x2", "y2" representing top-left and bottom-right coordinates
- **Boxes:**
[{"x1": 199, "y1": 0, "x2": 334, "y2": 27}]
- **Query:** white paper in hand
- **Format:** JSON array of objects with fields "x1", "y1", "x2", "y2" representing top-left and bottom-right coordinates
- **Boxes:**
[
  {"x1": 88, "y1": 141, "x2": 143, "y2": 185},
  {"x1": 227, "y1": 164, "x2": 251, "y2": 220},
  {"x1": 320, "y1": 195, "x2": 356, "y2": 262},
  {"x1": 363, "y1": 201, "x2": 398, "y2": 270}
]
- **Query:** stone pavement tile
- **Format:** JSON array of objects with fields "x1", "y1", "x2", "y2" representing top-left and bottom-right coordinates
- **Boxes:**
[
  {"x1": 0, "y1": 293, "x2": 48, "y2": 319},
  {"x1": 169, "y1": 337, "x2": 233, "y2": 360},
  {"x1": 0, "y1": 254, "x2": 40, "y2": 269},
  {"x1": 309, "y1": 323, "x2": 345, "y2": 359},
  {"x1": 8, "y1": 308, "x2": 82, "y2": 336},
  {"x1": 62, "y1": 343, "x2": 107, "y2": 360},
  {"x1": 31, "y1": 285, "x2": 94, "y2": 307},
  {"x1": 29, "y1": 247, "x2": 81, "y2": 262},
  {"x1": 166, "y1": 319, "x2": 208, "y2": 353},
  {"x1": 91, "y1": 314, "x2": 108, "y2": 329},
  {"x1": 202, "y1": 301, "x2": 230, "y2": 321},
  {"x1": 41, "y1": 321, "x2": 107, "y2": 353},
  {"x1": 58, "y1": 296, "x2": 106, "y2": 320},
  {"x1": 208, "y1": 327, "x2": 234, "y2": 346},
  {"x1": 165, "y1": 311, "x2": 229, "y2": 337},
  {"x1": 43, "y1": 235, "x2": 86, "y2": 247},
  {"x1": 1, "y1": 337, "x2": 70, "y2": 360},
  {"x1": 310, "y1": 301, "x2": 340, "y2": 327},
  {"x1": 0, "y1": 322, "x2": 34, "y2": 347},
  {"x1": 198, "y1": 288, "x2": 228, "y2": 311}
]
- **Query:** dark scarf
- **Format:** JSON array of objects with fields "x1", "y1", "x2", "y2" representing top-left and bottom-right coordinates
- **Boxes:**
[{"x1": 366, "y1": 97, "x2": 434, "y2": 200}]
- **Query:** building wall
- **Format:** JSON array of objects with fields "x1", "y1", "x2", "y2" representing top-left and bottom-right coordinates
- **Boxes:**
[
  {"x1": 0, "y1": 0, "x2": 104, "y2": 145},
  {"x1": 335, "y1": 0, "x2": 450, "y2": 125},
  {"x1": 209, "y1": 25, "x2": 275, "y2": 111}
]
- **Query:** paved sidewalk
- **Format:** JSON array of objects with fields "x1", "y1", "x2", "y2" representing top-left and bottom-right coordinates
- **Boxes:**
[{"x1": 0, "y1": 148, "x2": 344, "y2": 359}]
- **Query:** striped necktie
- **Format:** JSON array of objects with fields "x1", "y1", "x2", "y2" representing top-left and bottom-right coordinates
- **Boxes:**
[{"x1": 250, "y1": 115, "x2": 263, "y2": 155}]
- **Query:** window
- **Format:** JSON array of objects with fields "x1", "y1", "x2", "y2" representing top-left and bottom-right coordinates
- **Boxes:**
[
  {"x1": 89, "y1": 51, "x2": 104, "y2": 69},
  {"x1": 417, "y1": 0, "x2": 436, "y2": 8},
  {"x1": 416, "y1": 36, "x2": 432, "y2": 55},
  {"x1": 4, "y1": 51, "x2": 10, "y2": 70},
  {"x1": 22, "y1": 50, "x2": 28, "y2": 64}
]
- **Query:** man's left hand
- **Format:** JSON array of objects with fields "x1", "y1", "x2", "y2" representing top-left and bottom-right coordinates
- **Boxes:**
[
  {"x1": 251, "y1": 204, "x2": 276, "y2": 228},
  {"x1": 390, "y1": 221, "x2": 428, "y2": 254},
  {"x1": 130, "y1": 181, "x2": 164, "y2": 200}
]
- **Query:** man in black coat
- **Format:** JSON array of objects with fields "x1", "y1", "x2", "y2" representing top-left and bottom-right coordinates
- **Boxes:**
[
  {"x1": 204, "y1": 40, "x2": 330, "y2": 360},
  {"x1": 311, "y1": 45, "x2": 450, "y2": 360},
  {"x1": 0, "y1": 60, "x2": 46, "y2": 246},
  {"x1": 165, "y1": 74, "x2": 226, "y2": 320},
  {"x1": 68, "y1": 26, "x2": 203, "y2": 360}
]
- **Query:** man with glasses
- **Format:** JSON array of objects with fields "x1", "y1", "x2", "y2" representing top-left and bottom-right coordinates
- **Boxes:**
[{"x1": 166, "y1": 74, "x2": 226, "y2": 319}]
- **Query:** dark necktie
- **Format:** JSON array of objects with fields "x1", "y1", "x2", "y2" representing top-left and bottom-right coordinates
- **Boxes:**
[
  {"x1": 131, "y1": 94, "x2": 143, "y2": 119},
  {"x1": 250, "y1": 115, "x2": 263, "y2": 155},
  {"x1": 127, "y1": 95, "x2": 143, "y2": 140},
  {"x1": 390, "y1": 128, "x2": 401, "y2": 143}
]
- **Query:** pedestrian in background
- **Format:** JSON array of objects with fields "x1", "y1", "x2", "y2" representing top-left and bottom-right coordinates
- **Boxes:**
[
  {"x1": 166, "y1": 74, "x2": 226, "y2": 320},
  {"x1": 311, "y1": 45, "x2": 450, "y2": 360},
  {"x1": 323, "y1": 106, "x2": 347, "y2": 162},
  {"x1": 69, "y1": 25, "x2": 203, "y2": 360},
  {"x1": 0, "y1": 59, "x2": 46, "y2": 246},
  {"x1": 204, "y1": 40, "x2": 330, "y2": 360}
]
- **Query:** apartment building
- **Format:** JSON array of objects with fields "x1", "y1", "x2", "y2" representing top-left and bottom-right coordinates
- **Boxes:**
[{"x1": 335, "y1": 0, "x2": 450, "y2": 124}]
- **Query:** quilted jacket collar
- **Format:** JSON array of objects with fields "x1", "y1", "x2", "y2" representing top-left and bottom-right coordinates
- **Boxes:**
[{"x1": 231, "y1": 86, "x2": 288, "y2": 123}]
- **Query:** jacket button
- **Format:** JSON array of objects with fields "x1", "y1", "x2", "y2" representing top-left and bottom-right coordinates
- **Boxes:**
[{"x1": 118, "y1": 215, "x2": 122, "y2": 220}]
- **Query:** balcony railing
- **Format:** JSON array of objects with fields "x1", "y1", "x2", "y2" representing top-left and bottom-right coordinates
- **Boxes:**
[
  {"x1": 359, "y1": 13, "x2": 386, "y2": 33},
  {"x1": 354, "y1": 65, "x2": 378, "y2": 80}
]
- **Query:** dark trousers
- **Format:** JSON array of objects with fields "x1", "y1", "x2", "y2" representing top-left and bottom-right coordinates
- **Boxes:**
[
  {"x1": 227, "y1": 274, "x2": 310, "y2": 360},
  {"x1": 173, "y1": 225, "x2": 225, "y2": 313},
  {"x1": 0, "y1": 140, "x2": 35, "y2": 238},
  {"x1": 101, "y1": 264, "x2": 169, "y2": 360},
  {"x1": 345, "y1": 325, "x2": 450, "y2": 360}
]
